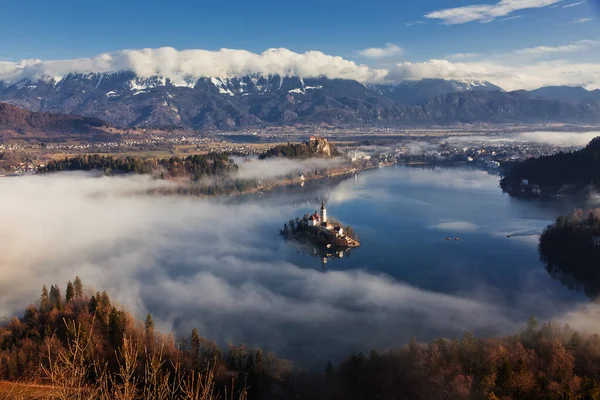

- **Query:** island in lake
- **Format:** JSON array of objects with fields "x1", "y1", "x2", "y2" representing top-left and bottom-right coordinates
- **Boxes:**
[{"x1": 280, "y1": 201, "x2": 360, "y2": 259}]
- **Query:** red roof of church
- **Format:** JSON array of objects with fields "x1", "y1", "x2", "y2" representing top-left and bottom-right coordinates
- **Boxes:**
[{"x1": 309, "y1": 214, "x2": 320, "y2": 221}]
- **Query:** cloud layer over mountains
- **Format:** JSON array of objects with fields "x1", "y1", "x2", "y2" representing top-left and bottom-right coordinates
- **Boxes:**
[
  {"x1": 1, "y1": 46, "x2": 600, "y2": 90},
  {"x1": 0, "y1": 47, "x2": 387, "y2": 87}
]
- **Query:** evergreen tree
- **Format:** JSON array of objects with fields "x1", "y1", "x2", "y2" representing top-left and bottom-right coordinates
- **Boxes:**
[
  {"x1": 523, "y1": 314, "x2": 539, "y2": 343},
  {"x1": 144, "y1": 314, "x2": 155, "y2": 346},
  {"x1": 73, "y1": 276, "x2": 83, "y2": 299},
  {"x1": 65, "y1": 281, "x2": 74, "y2": 303},
  {"x1": 191, "y1": 327, "x2": 201, "y2": 367},
  {"x1": 246, "y1": 353, "x2": 254, "y2": 372},
  {"x1": 108, "y1": 307, "x2": 127, "y2": 350},
  {"x1": 254, "y1": 350, "x2": 264, "y2": 374},
  {"x1": 39, "y1": 285, "x2": 50, "y2": 313},
  {"x1": 97, "y1": 291, "x2": 111, "y2": 325},
  {"x1": 88, "y1": 295, "x2": 98, "y2": 314},
  {"x1": 49, "y1": 285, "x2": 63, "y2": 311}
]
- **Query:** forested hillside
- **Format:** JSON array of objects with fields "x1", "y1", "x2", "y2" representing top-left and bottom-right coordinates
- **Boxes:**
[
  {"x1": 500, "y1": 137, "x2": 600, "y2": 197},
  {"x1": 39, "y1": 153, "x2": 238, "y2": 181},
  {"x1": 4, "y1": 280, "x2": 600, "y2": 399},
  {"x1": 0, "y1": 278, "x2": 292, "y2": 400}
]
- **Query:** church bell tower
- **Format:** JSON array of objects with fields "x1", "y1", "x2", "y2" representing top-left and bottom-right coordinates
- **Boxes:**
[{"x1": 320, "y1": 200, "x2": 327, "y2": 223}]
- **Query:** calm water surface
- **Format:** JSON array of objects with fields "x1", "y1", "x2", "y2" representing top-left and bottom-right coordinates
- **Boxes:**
[
  {"x1": 251, "y1": 166, "x2": 588, "y2": 306},
  {"x1": 187, "y1": 166, "x2": 592, "y2": 365}
]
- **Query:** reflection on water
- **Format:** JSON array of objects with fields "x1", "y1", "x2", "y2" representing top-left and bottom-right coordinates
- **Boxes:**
[
  {"x1": 539, "y1": 212, "x2": 600, "y2": 299},
  {"x1": 284, "y1": 236, "x2": 355, "y2": 271},
  {"x1": 5, "y1": 166, "x2": 599, "y2": 369}
]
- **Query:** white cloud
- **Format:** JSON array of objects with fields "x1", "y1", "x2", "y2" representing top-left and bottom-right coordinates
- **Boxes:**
[
  {"x1": 573, "y1": 17, "x2": 593, "y2": 23},
  {"x1": 513, "y1": 39, "x2": 600, "y2": 55},
  {"x1": 2, "y1": 45, "x2": 600, "y2": 91},
  {"x1": 517, "y1": 131, "x2": 600, "y2": 146},
  {"x1": 405, "y1": 20, "x2": 426, "y2": 26},
  {"x1": 233, "y1": 157, "x2": 345, "y2": 181},
  {"x1": 425, "y1": 0, "x2": 561, "y2": 25},
  {"x1": 446, "y1": 52, "x2": 483, "y2": 60},
  {"x1": 356, "y1": 43, "x2": 403, "y2": 59},
  {"x1": 0, "y1": 47, "x2": 388, "y2": 85},
  {"x1": 444, "y1": 131, "x2": 600, "y2": 147},
  {"x1": 499, "y1": 15, "x2": 524, "y2": 21},
  {"x1": 388, "y1": 59, "x2": 600, "y2": 90},
  {"x1": 563, "y1": 1, "x2": 586, "y2": 7},
  {"x1": 447, "y1": 39, "x2": 600, "y2": 62}
]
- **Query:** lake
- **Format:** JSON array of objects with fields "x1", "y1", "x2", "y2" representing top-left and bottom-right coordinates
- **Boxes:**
[
  {"x1": 205, "y1": 165, "x2": 590, "y2": 366},
  {"x1": 1, "y1": 166, "x2": 594, "y2": 369}
]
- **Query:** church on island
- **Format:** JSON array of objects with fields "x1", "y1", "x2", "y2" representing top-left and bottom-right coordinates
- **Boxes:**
[
  {"x1": 280, "y1": 200, "x2": 359, "y2": 248},
  {"x1": 307, "y1": 201, "x2": 344, "y2": 236}
]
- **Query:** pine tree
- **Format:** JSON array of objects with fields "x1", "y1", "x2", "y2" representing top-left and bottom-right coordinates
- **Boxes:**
[
  {"x1": 88, "y1": 296, "x2": 98, "y2": 314},
  {"x1": 108, "y1": 307, "x2": 127, "y2": 350},
  {"x1": 523, "y1": 314, "x2": 539, "y2": 343},
  {"x1": 40, "y1": 285, "x2": 50, "y2": 313},
  {"x1": 191, "y1": 327, "x2": 201, "y2": 368},
  {"x1": 73, "y1": 276, "x2": 83, "y2": 299},
  {"x1": 246, "y1": 353, "x2": 254, "y2": 372},
  {"x1": 65, "y1": 281, "x2": 74, "y2": 303},
  {"x1": 255, "y1": 350, "x2": 264, "y2": 374},
  {"x1": 49, "y1": 285, "x2": 63, "y2": 310},
  {"x1": 144, "y1": 314, "x2": 155, "y2": 346}
]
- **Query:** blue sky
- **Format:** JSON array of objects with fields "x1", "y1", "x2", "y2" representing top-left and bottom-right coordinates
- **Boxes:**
[
  {"x1": 0, "y1": 0, "x2": 597, "y2": 60},
  {"x1": 1, "y1": 0, "x2": 600, "y2": 89}
]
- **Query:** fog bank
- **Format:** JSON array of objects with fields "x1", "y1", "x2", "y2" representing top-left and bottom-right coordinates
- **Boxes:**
[{"x1": 0, "y1": 171, "x2": 591, "y2": 366}]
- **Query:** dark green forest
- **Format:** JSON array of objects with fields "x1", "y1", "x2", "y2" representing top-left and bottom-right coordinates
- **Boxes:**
[
  {"x1": 539, "y1": 208, "x2": 600, "y2": 298},
  {"x1": 38, "y1": 153, "x2": 238, "y2": 181},
  {"x1": 500, "y1": 137, "x2": 600, "y2": 196}
]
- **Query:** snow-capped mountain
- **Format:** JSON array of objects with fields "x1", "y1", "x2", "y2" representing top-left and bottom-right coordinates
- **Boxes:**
[
  {"x1": 0, "y1": 72, "x2": 403, "y2": 128},
  {"x1": 370, "y1": 78, "x2": 503, "y2": 106},
  {"x1": 0, "y1": 74, "x2": 598, "y2": 129}
]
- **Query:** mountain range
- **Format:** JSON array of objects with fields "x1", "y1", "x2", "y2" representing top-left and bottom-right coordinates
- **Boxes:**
[{"x1": 0, "y1": 73, "x2": 599, "y2": 130}]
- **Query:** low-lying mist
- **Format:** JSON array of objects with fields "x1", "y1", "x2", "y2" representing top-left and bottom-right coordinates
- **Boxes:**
[
  {"x1": 232, "y1": 157, "x2": 346, "y2": 180},
  {"x1": 0, "y1": 171, "x2": 597, "y2": 367},
  {"x1": 444, "y1": 131, "x2": 600, "y2": 147}
]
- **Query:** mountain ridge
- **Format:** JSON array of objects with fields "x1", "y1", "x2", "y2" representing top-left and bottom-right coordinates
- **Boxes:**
[{"x1": 1, "y1": 74, "x2": 599, "y2": 130}]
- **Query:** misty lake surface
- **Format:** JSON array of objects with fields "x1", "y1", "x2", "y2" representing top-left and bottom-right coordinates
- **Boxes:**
[
  {"x1": 256, "y1": 166, "x2": 586, "y2": 302},
  {"x1": 6, "y1": 166, "x2": 591, "y2": 370},
  {"x1": 193, "y1": 165, "x2": 592, "y2": 366}
]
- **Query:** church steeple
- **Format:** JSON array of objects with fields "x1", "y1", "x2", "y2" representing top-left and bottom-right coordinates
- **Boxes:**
[{"x1": 320, "y1": 200, "x2": 327, "y2": 223}]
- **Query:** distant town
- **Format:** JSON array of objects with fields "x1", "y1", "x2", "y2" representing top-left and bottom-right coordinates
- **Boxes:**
[{"x1": 0, "y1": 127, "x2": 589, "y2": 177}]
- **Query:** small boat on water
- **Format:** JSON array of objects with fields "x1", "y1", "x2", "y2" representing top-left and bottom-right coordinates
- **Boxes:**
[
  {"x1": 446, "y1": 237, "x2": 451, "y2": 241},
  {"x1": 454, "y1": 237, "x2": 460, "y2": 241}
]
